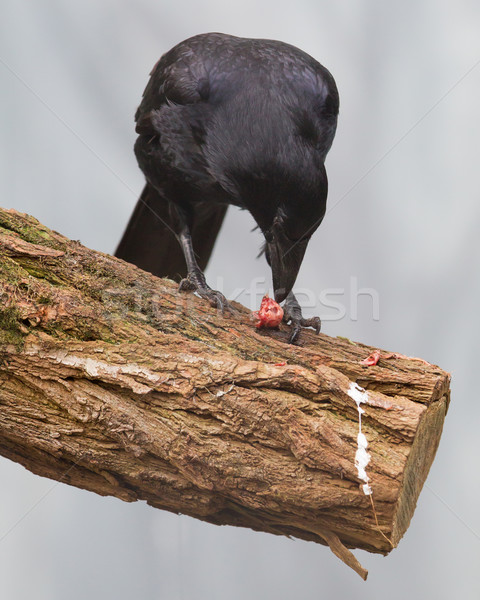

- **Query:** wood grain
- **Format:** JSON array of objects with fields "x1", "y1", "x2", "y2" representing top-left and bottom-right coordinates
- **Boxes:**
[{"x1": 0, "y1": 207, "x2": 451, "y2": 578}]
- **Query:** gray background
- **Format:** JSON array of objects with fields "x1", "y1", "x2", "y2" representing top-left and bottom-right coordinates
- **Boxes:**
[{"x1": 1, "y1": 1, "x2": 479, "y2": 598}]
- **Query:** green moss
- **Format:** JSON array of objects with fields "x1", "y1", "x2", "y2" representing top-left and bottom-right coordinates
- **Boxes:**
[
  {"x1": 36, "y1": 230, "x2": 52, "y2": 240},
  {"x1": 0, "y1": 211, "x2": 58, "y2": 248},
  {"x1": 37, "y1": 294, "x2": 53, "y2": 305},
  {"x1": 15, "y1": 257, "x2": 65, "y2": 286},
  {"x1": 0, "y1": 252, "x2": 24, "y2": 281},
  {"x1": 0, "y1": 306, "x2": 26, "y2": 350},
  {"x1": 336, "y1": 336, "x2": 357, "y2": 345},
  {"x1": 39, "y1": 311, "x2": 116, "y2": 344}
]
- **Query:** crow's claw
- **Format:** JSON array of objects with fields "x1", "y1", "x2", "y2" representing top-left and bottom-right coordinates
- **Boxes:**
[
  {"x1": 301, "y1": 316, "x2": 321, "y2": 335},
  {"x1": 178, "y1": 277, "x2": 196, "y2": 292},
  {"x1": 283, "y1": 292, "x2": 321, "y2": 344},
  {"x1": 179, "y1": 274, "x2": 235, "y2": 314},
  {"x1": 285, "y1": 315, "x2": 322, "y2": 344}
]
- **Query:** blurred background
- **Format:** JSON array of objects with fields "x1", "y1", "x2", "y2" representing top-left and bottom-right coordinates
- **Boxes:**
[{"x1": 1, "y1": 1, "x2": 479, "y2": 598}]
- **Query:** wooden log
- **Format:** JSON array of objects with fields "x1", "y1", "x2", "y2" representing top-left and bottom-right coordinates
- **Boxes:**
[{"x1": 0, "y1": 207, "x2": 450, "y2": 579}]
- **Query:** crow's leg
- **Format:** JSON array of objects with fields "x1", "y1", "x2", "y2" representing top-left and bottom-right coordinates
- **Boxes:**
[
  {"x1": 283, "y1": 291, "x2": 321, "y2": 344},
  {"x1": 177, "y1": 226, "x2": 232, "y2": 312}
]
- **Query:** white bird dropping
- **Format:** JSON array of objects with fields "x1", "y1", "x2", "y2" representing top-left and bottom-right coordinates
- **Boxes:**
[{"x1": 348, "y1": 382, "x2": 372, "y2": 495}]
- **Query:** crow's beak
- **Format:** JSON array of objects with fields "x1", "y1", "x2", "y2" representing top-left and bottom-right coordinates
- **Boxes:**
[{"x1": 266, "y1": 231, "x2": 308, "y2": 304}]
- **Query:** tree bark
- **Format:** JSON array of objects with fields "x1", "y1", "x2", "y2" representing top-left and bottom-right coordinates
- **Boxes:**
[{"x1": 0, "y1": 207, "x2": 450, "y2": 579}]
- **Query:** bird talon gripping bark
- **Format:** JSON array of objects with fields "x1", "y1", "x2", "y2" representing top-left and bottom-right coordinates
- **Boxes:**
[
  {"x1": 285, "y1": 318, "x2": 321, "y2": 344},
  {"x1": 302, "y1": 316, "x2": 322, "y2": 335},
  {"x1": 198, "y1": 289, "x2": 232, "y2": 313},
  {"x1": 283, "y1": 293, "x2": 321, "y2": 343},
  {"x1": 178, "y1": 277, "x2": 196, "y2": 292},
  {"x1": 179, "y1": 274, "x2": 233, "y2": 313},
  {"x1": 115, "y1": 33, "x2": 338, "y2": 344}
]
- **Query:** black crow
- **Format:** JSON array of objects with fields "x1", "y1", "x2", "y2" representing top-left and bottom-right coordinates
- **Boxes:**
[{"x1": 116, "y1": 32, "x2": 339, "y2": 343}]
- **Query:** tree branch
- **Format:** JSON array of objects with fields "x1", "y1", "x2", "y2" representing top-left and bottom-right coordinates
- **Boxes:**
[{"x1": 0, "y1": 207, "x2": 450, "y2": 580}]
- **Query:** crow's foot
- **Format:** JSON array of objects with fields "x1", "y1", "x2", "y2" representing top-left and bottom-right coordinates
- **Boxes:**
[
  {"x1": 283, "y1": 292, "x2": 321, "y2": 344},
  {"x1": 179, "y1": 272, "x2": 234, "y2": 313}
]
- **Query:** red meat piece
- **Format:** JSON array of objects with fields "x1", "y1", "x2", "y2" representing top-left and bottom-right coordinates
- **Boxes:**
[{"x1": 255, "y1": 295, "x2": 284, "y2": 329}]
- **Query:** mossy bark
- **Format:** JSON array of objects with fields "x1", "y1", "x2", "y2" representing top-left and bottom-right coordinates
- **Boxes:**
[{"x1": 0, "y1": 208, "x2": 451, "y2": 580}]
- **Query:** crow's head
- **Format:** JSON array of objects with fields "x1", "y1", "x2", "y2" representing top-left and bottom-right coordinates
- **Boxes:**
[
  {"x1": 263, "y1": 211, "x2": 311, "y2": 304},
  {"x1": 263, "y1": 171, "x2": 327, "y2": 303}
]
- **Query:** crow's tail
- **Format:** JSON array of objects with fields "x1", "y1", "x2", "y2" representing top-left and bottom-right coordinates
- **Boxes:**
[{"x1": 115, "y1": 183, "x2": 227, "y2": 280}]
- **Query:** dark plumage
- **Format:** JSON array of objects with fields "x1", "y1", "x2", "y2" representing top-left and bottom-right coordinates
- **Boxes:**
[{"x1": 115, "y1": 32, "x2": 339, "y2": 342}]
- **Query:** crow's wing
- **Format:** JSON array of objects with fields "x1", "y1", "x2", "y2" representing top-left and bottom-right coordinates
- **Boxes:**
[{"x1": 115, "y1": 40, "x2": 227, "y2": 280}]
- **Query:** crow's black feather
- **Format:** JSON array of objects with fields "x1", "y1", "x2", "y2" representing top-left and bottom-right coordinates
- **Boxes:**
[{"x1": 116, "y1": 32, "x2": 339, "y2": 341}]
